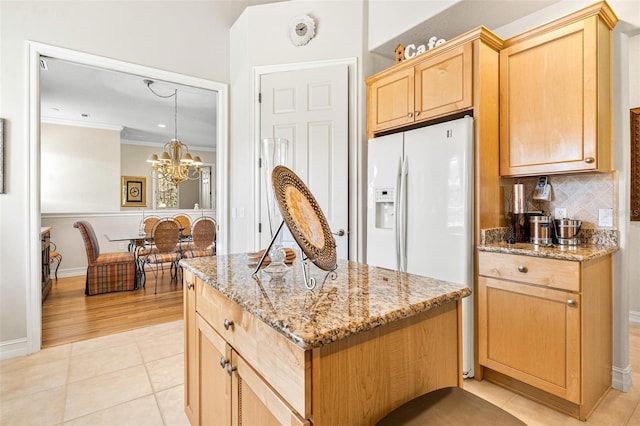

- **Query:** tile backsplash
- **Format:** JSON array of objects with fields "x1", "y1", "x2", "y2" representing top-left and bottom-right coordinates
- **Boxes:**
[{"x1": 502, "y1": 172, "x2": 617, "y2": 229}]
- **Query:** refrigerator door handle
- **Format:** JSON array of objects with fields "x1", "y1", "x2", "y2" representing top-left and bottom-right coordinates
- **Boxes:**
[
  {"x1": 394, "y1": 156, "x2": 402, "y2": 271},
  {"x1": 399, "y1": 156, "x2": 408, "y2": 272}
]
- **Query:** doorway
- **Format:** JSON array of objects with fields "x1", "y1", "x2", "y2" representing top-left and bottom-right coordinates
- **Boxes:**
[
  {"x1": 28, "y1": 41, "x2": 229, "y2": 352},
  {"x1": 253, "y1": 58, "x2": 359, "y2": 261}
]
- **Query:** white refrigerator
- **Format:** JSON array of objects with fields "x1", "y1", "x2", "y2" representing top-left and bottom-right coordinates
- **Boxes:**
[{"x1": 366, "y1": 116, "x2": 474, "y2": 378}]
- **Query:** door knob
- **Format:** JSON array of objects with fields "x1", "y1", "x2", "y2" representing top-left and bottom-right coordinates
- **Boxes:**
[{"x1": 332, "y1": 229, "x2": 346, "y2": 237}]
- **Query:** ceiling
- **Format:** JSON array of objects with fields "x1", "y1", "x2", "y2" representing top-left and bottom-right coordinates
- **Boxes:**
[
  {"x1": 38, "y1": 0, "x2": 560, "y2": 152},
  {"x1": 370, "y1": 0, "x2": 561, "y2": 59},
  {"x1": 38, "y1": 0, "x2": 287, "y2": 152},
  {"x1": 40, "y1": 57, "x2": 219, "y2": 151}
]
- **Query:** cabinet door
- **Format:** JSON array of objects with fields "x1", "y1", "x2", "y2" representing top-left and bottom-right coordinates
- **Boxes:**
[
  {"x1": 367, "y1": 67, "x2": 415, "y2": 135},
  {"x1": 478, "y1": 276, "x2": 581, "y2": 403},
  {"x1": 184, "y1": 272, "x2": 197, "y2": 424},
  {"x1": 231, "y1": 353, "x2": 308, "y2": 426},
  {"x1": 414, "y1": 43, "x2": 472, "y2": 121},
  {"x1": 197, "y1": 315, "x2": 232, "y2": 426},
  {"x1": 500, "y1": 16, "x2": 607, "y2": 176}
]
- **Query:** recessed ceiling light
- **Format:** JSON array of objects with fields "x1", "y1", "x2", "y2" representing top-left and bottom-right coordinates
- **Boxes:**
[
  {"x1": 81, "y1": 113, "x2": 89, "y2": 118},
  {"x1": 157, "y1": 124, "x2": 167, "y2": 128}
]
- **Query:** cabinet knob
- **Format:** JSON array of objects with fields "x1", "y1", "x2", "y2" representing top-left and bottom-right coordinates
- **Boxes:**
[
  {"x1": 227, "y1": 364, "x2": 237, "y2": 376},
  {"x1": 567, "y1": 299, "x2": 577, "y2": 307},
  {"x1": 223, "y1": 318, "x2": 234, "y2": 330},
  {"x1": 407, "y1": 112, "x2": 413, "y2": 118},
  {"x1": 415, "y1": 111, "x2": 420, "y2": 116},
  {"x1": 187, "y1": 281, "x2": 194, "y2": 290},
  {"x1": 517, "y1": 265, "x2": 528, "y2": 273},
  {"x1": 584, "y1": 157, "x2": 595, "y2": 164},
  {"x1": 219, "y1": 356, "x2": 228, "y2": 368}
]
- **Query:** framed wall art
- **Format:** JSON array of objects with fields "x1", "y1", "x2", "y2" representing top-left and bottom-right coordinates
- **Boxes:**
[
  {"x1": 0, "y1": 118, "x2": 4, "y2": 194},
  {"x1": 631, "y1": 107, "x2": 640, "y2": 221},
  {"x1": 121, "y1": 176, "x2": 147, "y2": 207}
]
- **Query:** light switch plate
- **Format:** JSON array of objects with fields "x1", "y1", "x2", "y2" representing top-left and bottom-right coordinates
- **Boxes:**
[{"x1": 598, "y1": 208, "x2": 613, "y2": 227}]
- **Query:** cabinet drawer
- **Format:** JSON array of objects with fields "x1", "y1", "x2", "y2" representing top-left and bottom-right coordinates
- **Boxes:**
[
  {"x1": 478, "y1": 251, "x2": 579, "y2": 292},
  {"x1": 196, "y1": 278, "x2": 311, "y2": 418}
]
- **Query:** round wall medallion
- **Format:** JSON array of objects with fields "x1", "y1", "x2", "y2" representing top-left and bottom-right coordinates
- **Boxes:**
[{"x1": 289, "y1": 14, "x2": 316, "y2": 46}]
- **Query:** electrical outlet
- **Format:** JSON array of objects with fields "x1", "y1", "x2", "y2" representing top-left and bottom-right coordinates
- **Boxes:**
[
  {"x1": 555, "y1": 207, "x2": 567, "y2": 219},
  {"x1": 598, "y1": 208, "x2": 613, "y2": 227}
]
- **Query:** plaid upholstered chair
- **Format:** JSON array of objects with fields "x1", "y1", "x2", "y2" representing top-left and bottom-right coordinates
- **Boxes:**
[
  {"x1": 182, "y1": 217, "x2": 216, "y2": 259},
  {"x1": 73, "y1": 221, "x2": 137, "y2": 296}
]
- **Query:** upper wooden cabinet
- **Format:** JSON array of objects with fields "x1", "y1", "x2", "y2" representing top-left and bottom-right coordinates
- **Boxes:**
[
  {"x1": 366, "y1": 27, "x2": 500, "y2": 138},
  {"x1": 499, "y1": 2, "x2": 618, "y2": 177}
]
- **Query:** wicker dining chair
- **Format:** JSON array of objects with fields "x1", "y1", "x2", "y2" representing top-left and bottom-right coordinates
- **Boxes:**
[
  {"x1": 49, "y1": 241, "x2": 63, "y2": 279},
  {"x1": 73, "y1": 221, "x2": 136, "y2": 295},
  {"x1": 182, "y1": 217, "x2": 216, "y2": 258},
  {"x1": 173, "y1": 214, "x2": 192, "y2": 240},
  {"x1": 143, "y1": 218, "x2": 181, "y2": 294}
]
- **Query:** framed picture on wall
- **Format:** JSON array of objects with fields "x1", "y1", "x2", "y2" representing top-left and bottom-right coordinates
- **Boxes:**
[
  {"x1": 632, "y1": 108, "x2": 640, "y2": 221},
  {"x1": 1, "y1": 118, "x2": 5, "y2": 194},
  {"x1": 121, "y1": 176, "x2": 147, "y2": 207}
]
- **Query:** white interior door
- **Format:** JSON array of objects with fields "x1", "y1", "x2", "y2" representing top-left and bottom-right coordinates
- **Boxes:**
[{"x1": 260, "y1": 65, "x2": 349, "y2": 259}]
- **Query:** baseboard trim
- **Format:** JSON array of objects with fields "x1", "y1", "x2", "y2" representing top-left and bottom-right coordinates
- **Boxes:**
[
  {"x1": 56, "y1": 267, "x2": 86, "y2": 279},
  {"x1": 0, "y1": 337, "x2": 29, "y2": 360},
  {"x1": 613, "y1": 364, "x2": 633, "y2": 392},
  {"x1": 629, "y1": 310, "x2": 640, "y2": 327}
]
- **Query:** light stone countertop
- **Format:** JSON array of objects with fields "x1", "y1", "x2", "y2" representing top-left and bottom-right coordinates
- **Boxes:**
[
  {"x1": 477, "y1": 241, "x2": 618, "y2": 261},
  {"x1": 180, "y1": 254, "x2": 471, "y2": 350}
]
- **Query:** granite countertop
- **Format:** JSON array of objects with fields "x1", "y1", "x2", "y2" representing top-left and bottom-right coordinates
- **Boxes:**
[
  {"x1": 180, "y1": 254, "x2": 471, "y2": 350},
  {"x1": 478, "y1": 227, "x2": 619, "y2": 261},
  {"x1": 478, "y1": 242, "x2": 618, "y2": 261}
]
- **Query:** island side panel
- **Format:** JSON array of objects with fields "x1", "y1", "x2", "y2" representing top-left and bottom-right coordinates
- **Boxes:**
[{"x1": 310, "y1": 300, "x2": 462, "y2": 425}]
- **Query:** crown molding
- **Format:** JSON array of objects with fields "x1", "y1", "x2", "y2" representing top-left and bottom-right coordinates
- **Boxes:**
[{"x1": 41, "y1": 116, "x2": 124, "y2": 132}]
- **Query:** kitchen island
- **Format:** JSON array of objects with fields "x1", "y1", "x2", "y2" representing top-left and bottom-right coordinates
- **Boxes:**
[{"x1": 180, "y1": 254, "x2": 471, "y2": 426}]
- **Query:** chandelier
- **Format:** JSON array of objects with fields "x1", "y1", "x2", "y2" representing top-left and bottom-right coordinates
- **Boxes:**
[{"x1": 145, "y1": 79, "x2": 202, "y2": 186}]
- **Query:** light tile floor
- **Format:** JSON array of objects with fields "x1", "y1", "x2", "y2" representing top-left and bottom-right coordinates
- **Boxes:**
[
  {"x1": 1, "y1": 321, "x2": 638, "y2": 425},
  {"x1": 0, "y1": 320, "x2": 187, "y2": 426}
]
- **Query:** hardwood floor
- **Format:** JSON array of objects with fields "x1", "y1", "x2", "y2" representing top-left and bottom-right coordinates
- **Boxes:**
[{"x1": 41, "y1": 269, "x2": 183, "y2": 348}]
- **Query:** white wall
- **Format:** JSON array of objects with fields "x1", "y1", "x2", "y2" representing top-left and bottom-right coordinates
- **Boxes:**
[
  {"x1": 228, "y1": 0, "x2": 366, "y2": 255},
  {"x1": 41, "y1": 123, "x2": 121, "y2": 212},
  {"x1": 0, "y1": 0, "x2": 235, "y2": 356}
]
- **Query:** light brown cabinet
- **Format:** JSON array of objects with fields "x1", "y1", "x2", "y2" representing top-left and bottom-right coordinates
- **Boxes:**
[
  {"x1": 366, "y1": 30, "x2": 491, "y2": 138},
  {"x1": 183, "y1": 261, "x2": 465, "y2": 425},
  {"x1": 477, "y1": 251, "x2": 612, "y2": 420},
  {"x1": 184, "y1": 270, "x2": 307, "y2": 426},
  {"x1": 499, "y1": 2, "x2": 618, "y2": 176}
]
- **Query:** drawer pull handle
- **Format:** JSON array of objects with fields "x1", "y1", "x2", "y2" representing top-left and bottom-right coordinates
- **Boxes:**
[
  {"x1": 219, "y1": 356, "x2": 228, "y2": 368},
  {"x1": 584, "y1": 157, "x2": 595, "y2": 164},
  {"x1": 567, "y1": 299, "x2": 577, "y2": 307},
  {"x1": 187, "y1": 281, "x2": 194, "y2": 290},
  {"x1": 227, "y1": 364, "x2": 237, "y2": 376},
  {"x1": 517, "y1": 265, "x2": 528, "y2": 273},
  {"x1": 223, "y1": 318, "x2": 234, "y2": 330}
]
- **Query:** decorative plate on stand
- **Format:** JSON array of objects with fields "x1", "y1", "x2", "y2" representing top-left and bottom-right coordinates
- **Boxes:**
[{"x1": 272, "y1": 165, "x2": 337, "y2": 271}]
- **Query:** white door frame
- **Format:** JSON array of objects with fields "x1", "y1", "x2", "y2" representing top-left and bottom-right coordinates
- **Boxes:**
[
  {"x1": 252, "y1": 57, "x2": 359, "y2": 259},
  {"x1": 27, "y1": 41, "x2": 229, "y2": 353}
]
